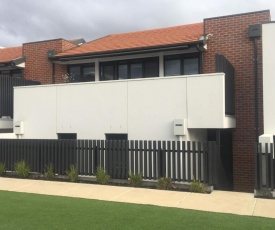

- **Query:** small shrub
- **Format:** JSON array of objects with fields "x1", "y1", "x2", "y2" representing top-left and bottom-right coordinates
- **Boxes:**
[
  {"x1": 0, "y1": 162, "x2": 5, "y2": 176},
  {"x1": 96, "y1": 167, "x2": 110, "y2": 185},
  {"x1": 15, "y1": 160, "x2": 30, "y2": 178},
  {"x1": 44, "y1": 163, "x2": 55, "y2": 180},
  {"x1": 157, "y1": 177, "x2": 172, "y2": 190},
  {"x1": 190, "y1": 179, "x2": 207, "y2": 193},
  {"x1": 129, "y1": 172, "x2": 143, "y2": 187},
  {"x1": 66, "y1": 165, "x2": 78, "y2": 182}
]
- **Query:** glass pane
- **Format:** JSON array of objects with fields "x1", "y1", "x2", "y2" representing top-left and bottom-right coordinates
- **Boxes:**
[
  {"x1": 118, "y1": 64, "x2": 128, "y2": 79},
  {"x1": 184, "y1": 58, "x2": 199, "y2": 75},
  {"x1": 11, "y1": 69, "x2": 22, "y2": 78},
  {"x1": 130, "y1": 63, "x2": 142, "y2": 79},
  {"x1": 69, "y1": 66, "x2": 81, "y2": 82},
  {"x1": 83, "y1": 66, "x2": 95, "y2": 82},
  {"x1": 144, "y1": 60, "x2": 159, "y2": 78},
  {"x1": 102, "y1": 64, "x2": 115, "y2": 81},
  {"x1": 164, "y1": 59, "x2": 181, "y2": 76}
]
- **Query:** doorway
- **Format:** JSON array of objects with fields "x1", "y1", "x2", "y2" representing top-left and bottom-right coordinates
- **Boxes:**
[{"x1": 208, "y1": 129, "x2": 233, "y2": 190}]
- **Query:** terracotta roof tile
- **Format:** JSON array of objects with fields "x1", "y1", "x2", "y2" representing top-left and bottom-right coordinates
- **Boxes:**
[
  {"x1": 56, "y1": 22, "x2": 203, "y2": 57},
  {"x1": 0, "y1": 46, "x2": 22, "y2": 63}
]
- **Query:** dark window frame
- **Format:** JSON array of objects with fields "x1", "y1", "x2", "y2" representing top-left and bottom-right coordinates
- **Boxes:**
[
  {"x1": 164, "y1": 53, "x2": 200, "y2": 76},
  {"x1": 105, "y1": 133, "x2": 128, "y2": 140},
  {"x1": 0, "y1": 69, "x2": 23, "y2": 78},
  {"x1": 67, "y1": 63, "x2": 95, "y2": 82},
  {"x1": 58, "y1": 133, "x2": 77, "y2": 140},
  {"x1": 100, "y1": 57, "x2": 159, "y2": 81}
]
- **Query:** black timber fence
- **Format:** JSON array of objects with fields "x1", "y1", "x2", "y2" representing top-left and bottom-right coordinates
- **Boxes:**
[
  {"x1": 0, "y1": 139, "x2": 219, "y2": 185},
  {"x1": 0, "y1": 75, "x2": 40, "y2": 118},
  {"x1": 255, "y1": 143, "x2": 275, "y2": 190}
]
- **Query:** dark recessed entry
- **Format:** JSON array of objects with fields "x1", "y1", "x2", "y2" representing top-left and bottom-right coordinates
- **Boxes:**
[
  {"x1": 106, "y1": 133, "x2": 128, "y2": 140},
  {"x1": 58, "y1": 133, "x2": 77, "y2": 140}
]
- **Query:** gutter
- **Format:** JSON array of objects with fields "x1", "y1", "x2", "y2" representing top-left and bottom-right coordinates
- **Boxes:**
[{"x1": 50, "y1": 40, "x2": 204, "y2": 62}]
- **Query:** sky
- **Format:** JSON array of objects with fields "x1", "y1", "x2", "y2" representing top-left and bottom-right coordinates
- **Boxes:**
[{"x1": 0, "y1": 0, "x2": 274, "y2": 47}]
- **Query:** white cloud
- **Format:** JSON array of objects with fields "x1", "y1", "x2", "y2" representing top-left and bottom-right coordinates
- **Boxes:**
[{"x1": 0, "y1": 0, "x2": 274, "y2": 47}]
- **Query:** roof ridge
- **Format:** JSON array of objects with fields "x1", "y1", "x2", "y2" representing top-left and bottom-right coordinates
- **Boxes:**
[
  {"x1": 1, "y1": 46, "x2": 22, "y2": 49},
  {"x1": 109, "y1": 22, "x2": 203, "y2": 37}
]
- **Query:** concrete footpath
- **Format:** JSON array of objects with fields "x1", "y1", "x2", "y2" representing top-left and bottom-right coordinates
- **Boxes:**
[{"x1": 1, "y1": 177, "x2": 275, "y2": 219}]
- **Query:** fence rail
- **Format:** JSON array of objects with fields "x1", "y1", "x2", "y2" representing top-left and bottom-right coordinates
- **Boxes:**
[
  {"x1": 0, "y1": 139, "x2": 218, "y2": 184},
  {"x1": 255, "y1": 143, "x2": 274, "y2": 190}
]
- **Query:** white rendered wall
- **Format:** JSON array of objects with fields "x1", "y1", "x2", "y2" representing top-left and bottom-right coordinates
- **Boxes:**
[
  {"x1": 262, "y1": 22, "x2": 275, "y2": 137},
  {"x1": 14, "y1": 73, "x2": 231, "y2": 141},
  {"x1": 15, "y1": 87, "x2": 57, "y2": 139},
  {"x1": 56, "y1": 81, "x2": 128, "y2": 139}
]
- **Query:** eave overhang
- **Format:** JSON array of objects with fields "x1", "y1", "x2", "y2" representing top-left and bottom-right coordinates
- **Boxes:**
[
  {"x1": 0, "y1": 57, "x2": 25, "y2": 70},
  {"x1": 50, "y1": 40, "x2": 204, "y2": 63}
]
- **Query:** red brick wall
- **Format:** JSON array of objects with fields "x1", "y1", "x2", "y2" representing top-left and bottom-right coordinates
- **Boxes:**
[
  {"x1": 23, "y1": 39, "x2": 75, "y2": 84},
  {"x1": 203, "y1": 11, "x2": 270, "y2": 192}
]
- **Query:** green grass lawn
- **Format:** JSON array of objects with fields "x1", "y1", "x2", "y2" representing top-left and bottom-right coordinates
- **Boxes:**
[{"x1": 0, "y1": 190, "x2": 274, "y2": 230}]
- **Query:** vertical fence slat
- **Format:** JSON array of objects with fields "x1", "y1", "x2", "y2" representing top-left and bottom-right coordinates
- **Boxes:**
[
  {"x1": 153, "y1": 141, "x2": 157, "y2": 180},
  {"x1": 203, "y1": 142, "x2": 208, "y2": 183},
  {"x1": 176, "y1": 141, "x2": 181, "y2": 182},
  {"x1": 162, "y1": 141, "x2": 166, "y2": 177},
  {"x1": 134, "y1": 141, "x2": 138, "y2": 174},
  {"x1": 171, "y1": 141, "x2": 176, "y2": 181},
  {"x1": 187, "y1": 141, "x2": 191, "y2": 182},
  {"x1": 117, "y1": 140, "x2": 121, "y2": 179},
  {"x1": 182, "y1": 141, "x2": 186, "y2": 182},
  {"x1": 157, "y1": 141, "x2": 161, "y2": 178},
  {"x1": 144, "y1": 141, "x2": 148, "y2": 178},
  {"x1": 148, "y1": 141, "x2": 152, "y2": 179},
  {"x1": 130, "y1": 140, "x2": 134, "y2": 174},
  {"x1": 271, "y1": 143, "x2": 274, "y2": 191},
  {"x1": 192, "y1": 141, "x2": 196, "y2": 180},
  {"x1": 125, "y1": 140, "x2": 129, "y2": 179},
  {"x1": 198, "y1": 142, "x2": 202, "y2": 181},
  {"x1": 167, "y1": 141, "x2": 171, "y2": 179}
]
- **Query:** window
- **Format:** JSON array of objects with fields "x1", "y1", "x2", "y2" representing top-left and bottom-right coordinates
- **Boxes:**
[
  {"x1": 118, "y1": 64, "x2": 128, "y2": 80},
  {"x1": 68, "y1": 64, "x2": 95, "y2": 82},
  {"x1": 130, "y1": 62, "x2": 142, "y2": 79},
  {"x1": 164, "y1": 54, "x2": 199, "y2": 76},
  {"x1": 164, "y1": 59, "x2": 181, "y2": 76},
  {"x1": 144, "y1": 60, "x2": 159, "y2": 78},
  {"x1": 11, "y1": 69, "x2": 23, "y2": 78},
  {"x1": 101, "y1": 63, "x2": 115, "y2": 81},
  {"x1": 0, "y1": 69, "x2": 23, "y2": 78},
  {"x1": 106, "y1": 133, "x2": 128, "y2": 140},
  {"x1": 184, "y1": 58, "x2": 199, "y2": 75},
  {"x1": 83, "y1": 66, "x2": 95, "y2": 82},
  {"x1": 69, "y1": 66, "x2": 81, "y2": 82},
  {"x1": 58, "y1": 133, "x2": 77, "y2": 139},
  {"x1": 100, "y1": 57, "x2": 159, "y2": 81}
]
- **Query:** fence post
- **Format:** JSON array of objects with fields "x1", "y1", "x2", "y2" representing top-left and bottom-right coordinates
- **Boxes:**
[
  {"x1": 254, "y1": 143, "x2": 259, "y2": 189},
  {"x1": 160, "y1": 141, "x2": 166, "y2": 177},
  {"x1": 259, "y1": 143, "x2": 262, "y2": 189},
  {"x1": 265, "y1": 143, "x2": 270, "y2": 189},
  {"x1": 271, "y1": 143, "x2": 274, "y2": 191}
]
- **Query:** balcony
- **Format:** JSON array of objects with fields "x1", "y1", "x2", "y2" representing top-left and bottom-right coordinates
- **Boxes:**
[{"x1": 14, "y1": 73, "x2": 235, "y2": 140}]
